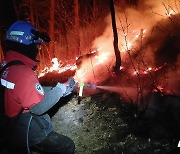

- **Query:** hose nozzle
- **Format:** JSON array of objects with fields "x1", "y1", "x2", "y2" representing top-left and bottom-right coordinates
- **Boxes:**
[
  {"x1": 77, "y1": 82, "x2": 97, "y2": 97},
  {"x1": 84, "y1": 83, "x2": 97, "y2": 89}
]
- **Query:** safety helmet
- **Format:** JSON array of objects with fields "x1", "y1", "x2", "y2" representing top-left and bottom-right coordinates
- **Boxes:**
[{"x1": 6, "y1": 21, "x2": 43, "y2": 45}]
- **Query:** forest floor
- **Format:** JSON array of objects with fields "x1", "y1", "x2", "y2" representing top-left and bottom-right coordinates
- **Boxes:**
[
  {"x1": 50, "y1": 92, "x2": 180, "y2": 154},
  {"x1": 1, "y1": 71, "x2": 179, "y2": 154}
]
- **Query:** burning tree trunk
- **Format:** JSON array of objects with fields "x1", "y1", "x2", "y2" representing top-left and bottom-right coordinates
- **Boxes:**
[
  {"x1": 109, "y1": 0, "x2": 121, "y2": 75},
  {"x1": 49, "y1": 0, "x2": 55, "y2": 59},
  {"x1": 74, "y1": 0, "x2": 80, "y2": 57}
]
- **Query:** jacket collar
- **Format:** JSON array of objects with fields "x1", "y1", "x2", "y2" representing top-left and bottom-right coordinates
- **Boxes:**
[{"x1": 4, "y1": 50, "x2": 39, "y2": 70}]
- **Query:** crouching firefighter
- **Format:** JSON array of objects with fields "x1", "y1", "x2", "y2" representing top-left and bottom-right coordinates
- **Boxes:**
[{"x1": 0, "y1": 21, "x2": 75, "y2": 154}]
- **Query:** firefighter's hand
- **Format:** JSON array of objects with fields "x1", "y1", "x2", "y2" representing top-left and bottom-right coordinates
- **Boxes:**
[
  {"x1": 56, "y1": 82, "x2": 67, "y2": 94},
  {"x1": 56, "y1": 82, "x2": 73, "y2": 97},
  {"x1": 68, "y1": 77, "x2": 75, "y2": 88},
  {"x1": 62, "y1": 78, "x2": 75, "y2": 97},
  {"x1": 63, "y1": 86, "x2": 73, "y2": 97}
]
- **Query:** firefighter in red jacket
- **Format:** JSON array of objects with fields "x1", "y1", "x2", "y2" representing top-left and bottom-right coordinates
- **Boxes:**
[{"x1": 0, "y1": 21, "x2": 75, "y2": 154}]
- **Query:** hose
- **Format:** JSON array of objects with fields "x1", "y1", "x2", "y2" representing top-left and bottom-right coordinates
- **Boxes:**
[{"x1": 27, "y1": 115, "x2": 33, "y2": 154}]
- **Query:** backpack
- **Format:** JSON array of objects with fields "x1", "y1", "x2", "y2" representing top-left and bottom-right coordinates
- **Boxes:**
[{"x1": 0, "y1": 60, "x2": 24, "y2": 144}]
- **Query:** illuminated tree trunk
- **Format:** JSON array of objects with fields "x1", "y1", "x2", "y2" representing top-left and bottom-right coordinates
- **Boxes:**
[
  {"x1": 109, "y1": 0, "x2": 121, "y2": 74},
  {"x1": 74, "y1": 0, "x2": 80, "y2": 57},
  {"x1": 92, "y1": 0, "x2": 97, "y2": 39},
  {"x1": 49, "y1": 0, "x2": 55, "y2": 59},
  {"x1": 29, "y1": 0, "x2": 34, "y2": 25}
]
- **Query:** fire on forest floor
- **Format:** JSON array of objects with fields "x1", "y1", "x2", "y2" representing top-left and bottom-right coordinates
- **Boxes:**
[{"x1": 47, "y1": 92, "x2": 180, "y2": 154}]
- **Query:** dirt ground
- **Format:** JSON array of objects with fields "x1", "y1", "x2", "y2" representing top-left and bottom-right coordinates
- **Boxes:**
[
  {"x1": 0, "y1": 71, "x2": 179, "y2": 154},
  {"x1": 0, "y1": 89, "x2": 179, "y2": 154},
  {"x1": 50, "y1": 92, "x2": 180, "y2": 154}
]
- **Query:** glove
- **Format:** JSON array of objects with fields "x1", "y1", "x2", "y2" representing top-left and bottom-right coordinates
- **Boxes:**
[
  {"x1": 63, "y1": 86, "x2": 74, "y2": 97},
  {"x1": 56, "y1": 82, "x2": 67, "y2": 94},
  {"x1": 68, "y1": 78, "x2": 75, "y2": 88},
  {"x1": 63, "y1": 78, "x2": 75, "y2": 97},
  {"x1": 56, "y1": 83, "x2": 73, "y2": 97}
]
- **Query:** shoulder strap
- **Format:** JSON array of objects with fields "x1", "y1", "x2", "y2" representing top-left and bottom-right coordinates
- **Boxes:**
[
  {"x1": 0, "y1": 60, "x2": 25, "y2": 123},
  {"x1": 0, "y1": 60, "x2": 25, "y2": 76}
]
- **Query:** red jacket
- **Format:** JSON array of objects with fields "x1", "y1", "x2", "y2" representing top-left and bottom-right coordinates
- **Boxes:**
[{"x1": 1, "y1": 51, "x2": 44, "y2": 117}]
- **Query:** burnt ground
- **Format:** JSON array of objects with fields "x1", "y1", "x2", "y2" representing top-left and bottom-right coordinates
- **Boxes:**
[{"x1": 48, "y1": 92, "x2": 180, "y2": 154}]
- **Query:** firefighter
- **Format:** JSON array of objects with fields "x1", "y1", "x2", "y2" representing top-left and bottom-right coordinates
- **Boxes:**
[{"x1": 0, "y1": 21, "x2": 75, "y2": 154}]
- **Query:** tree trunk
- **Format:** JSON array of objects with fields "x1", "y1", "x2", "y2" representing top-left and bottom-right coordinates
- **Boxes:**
[
  {"x1": 29, "y1": 0, "x2": 34, "y2": 25},
  {"x1": 49, "y1": 0, "x2": 55, "y2": 59},
  {"x1": 0, "y1": 45, "x2": 4, "y2": 62},
  {"x1": 74, "y1": 0, "x2": 80, "y2": 57},
  {"x1": 92, "y1": 0, "x2": 97, "y2": 40},
  {"x1": 109, "y1": 0, "x2": 121, "y2": 75}
]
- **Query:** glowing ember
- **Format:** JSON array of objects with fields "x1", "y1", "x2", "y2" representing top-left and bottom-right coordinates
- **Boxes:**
[
  {"x1": 131, "y1": 65, "x2": 164, "y2": 76},
  {"x1": 120, "y1": 66, "x2": 123, "y2": 70},
  {"x1": 156, "y1": 85, "x2": 164, "y2": 92},
  {"x1": 143, "y1": 71, "x2": 148, "y2": 74},
  {"x1": 133, "y1": 71, "x2": 139, "y2": 75},
  {"x1": 148, "y1": 67, "x2": 152, "y2": 71}
]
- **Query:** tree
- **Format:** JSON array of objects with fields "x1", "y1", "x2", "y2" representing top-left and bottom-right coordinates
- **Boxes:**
[
  {"x1": 49, "y1": 0, "x2": 55, "y2": 59},
  {"x1": 74, "y1": 0, "x2": 80, "y2": 57},
  {"x1": 0, "y1": 45, "x2": 3, "y2": 61},
  {"x1": 29, "y1": 0, "x2": 35, "y2": 25},
  {"x1": 109, "y1": 0, "x2": 121, "y2": 75}
]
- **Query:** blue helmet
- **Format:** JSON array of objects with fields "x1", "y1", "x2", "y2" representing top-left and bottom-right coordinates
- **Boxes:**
[{"x1": 6, "y1": 21, "x2": 43, "y2": 45}]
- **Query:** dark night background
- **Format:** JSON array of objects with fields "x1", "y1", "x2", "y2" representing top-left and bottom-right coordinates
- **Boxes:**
[{"x1": 0, "y1": 1, "x2": 17, "y2": 34}]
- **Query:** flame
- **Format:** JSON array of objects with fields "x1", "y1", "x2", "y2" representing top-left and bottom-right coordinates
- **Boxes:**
[
  {"x1": 38, "y1": 48, "x2": 111, "y2": 82},
  {"x1": 38, "y1": 58, "x2": 77, "y2": 78},
  {"x1": 166, "y1": 10, "x2": 175, "y2": 16},
  {"x1": 74, "y1": 66, "x2": 89, "y2": 82},
  {"x1": 74, "y1": 49, "x2": 112, "y2": 82},
  {"x1": 121, "y1": 29, "x2": 147, "y2": 53},
  {"x1": 37, "y1": 0, "x2": 180, "y2": 97},
  {"x1": 95, "y1": 51, "x2": 110, "y2": 64}
]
